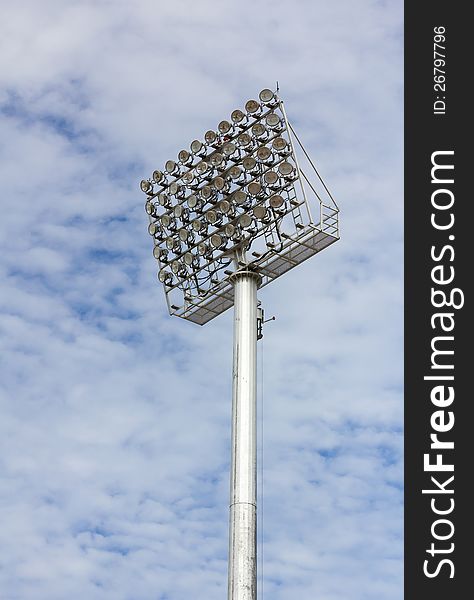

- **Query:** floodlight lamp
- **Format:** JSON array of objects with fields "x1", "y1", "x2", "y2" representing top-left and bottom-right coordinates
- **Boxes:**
[
  {"x1": 178, "y1": 149, "x2": 193, "y2": 165},
  {"x1": 169, "y1": 181, "x2": 179, "y2": 196},
  {"x1": 225, "y1": 223, "x2": 236, "y2": 238},
  {"x1": 201, "y1": 185, "x2": 213, "y2": 200},
  {"x1": 253, "y1": 205, "x2": 269, "y2": 221},
  {"x1": 245, "y1": 99, "x2": 261, "y2": 114},
  {"x1": 242, "y1": 156, "x2": 257, "y2": 172},
  {"x1": 160, "y1": 214, "x2": 172, "y2": 228},
  {"x1": 205, "y1": 130, "x2": 218, "y2": 145},
  {"x1": 251, "y1": 122, "x2": 268, "y2": 140},
  {"x1": 158, "y1": 193, "x2": 169, "y2": 207},
  {"x1": 259, "y1": 88, "x2": 275, "y2": 104},
  {"x1": 187, "y1": 194, "x2": 199, "y2": 209},
  {"x1": 196, "y1": 161, "x2": 210, "y2": 175},
  {"x1": 183, "y1": 252, "x2": 194, "y2": 267},
  {"x1": 231, "y1": 109, "x2": 246, "y2": 125},
  {"x1": 237, "y1": 132, "x2": 252, "y2": 148},
  {"x1": 256, "y1": 146, "x2": 273, "y2": 162},
  {"x1": 218, "y1": 120, "x2": 232, "y2": 134},
  {"x1": 211, "y1": 233, "x2": 228, "y2": 249},
  {"x1": 152, "y1": 170, "x2": 165, "y2": 184},
  {"x1": 233, "y1": 190, "x2": 248, "y2": 205},
  {"x1": 171, "y1": 260, "x2": 182, "y2": 275},
  {"x1": 178, "y1": 228, "x2": 190, "y2": 242},
  {"x1": 148, "y1": 222, "x2": 161, "y2": 237},
  {"x1": 182, "y1": 172, "x2": 195, "y2": 185},
  {"x1": 219, "y1": 199, "x2": 232, "y2": 214},
  {"x1": 158, "y1": 269, "x2": 173, "y2": 285},
  {"x1": 140, "y1": 179, "x2": 153, "y2": 194},
  {"x1": 272, "y1": 137, "x2": 289, "y2": 153},
  {"x1": 269, "y1": 194, "x2": 284, "y2": 209},
  {"x1": 190, "y1": 139, "x2": 206, "y2": 156},
  {"x1": 192, "y1": 219, "x2": 206, "y2": 234},
  {"x1": 265, "y1": 113, "x2": 282, "y2": 130},
  {"x1": 166, "y1": 236, "x2": 176, "y2": 250},
  {"x1": 223, "y1": 142, "x2": 237, "y2": 157},
  {"x1": 198, "y1": 242, "x2": 209, "y2": 256},
  {"x1": 145, "y1": 200, "x2": 156, "y2": 215},
  {"x1": 239, "y1": 214, "x2": 253, "y2": 228},
  {"x1": 206, "y1": 209, "x2": 221, "y2": 225},
  {"x1": 264, "y1": 170, "x2": 279, "y2": 185},
  {"x1": 165, "y1": 160, "x2": 179, "y2": 175},
  {"x1": 212, "y1": 176, "x2": 226, "y2": 191},
  {"x1": 229, "y1": 165, "x2": 242, "y2": 180},
  {"x1": 278, "y1": 161, "x2": 295, "y2": 178},
  {"x1": 210, "y1": 152, "x2": 225, "y2": 168},
  {"x1": 248, "y1": 181, "x2": 263, "y2": 196}
]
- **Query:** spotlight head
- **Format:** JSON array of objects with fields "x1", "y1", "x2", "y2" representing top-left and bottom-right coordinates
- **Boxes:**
[
  {"x1": 187, "y1": 194, "x2": 199, "y2": 209},
  {"x1": 158, "y1": 193, "x2": 171, "y2": 207},
  {"x1": 198, "y1": 242, "x2": 209, "y2": 256},
  {"x1": 264, "y1": 170, "x2": 279, "y2": 185},
  {"x1": 237, "y1": 133, "x2": 252, "y2": 148},
  {"x1": 253, "y1": 205, "x2": 268, "y2": 221},
  {"x1": 140, "y1": 180, "x2": 153, "y2": 194},
  {"x1": 192, "y1": 218, "x2": 205, "y2": 232},
  {"x1": 184, "y1": 252, "x2": 194, "y2": 266},
  {"x1": 225, "y1": 223, "x2": 236, "y2": 237},
  {"x1": 210, "y1": 233, "x2": 225, "y2": 248},
  {"x1": 165, "y1": 160, "x2": 179, "y2": 175},
  {"x1": 272, "y1": 137, "x2": 288, "y2": 153},
  {"x1": 210, "y1": 152, "x2": 225, "y2": 168},
  {"x1": 158, "y1": 269, "x2": 173, "y2": 285},
  {"x1": 191, "y1": 139, "x2": 205, "y2": 155},
  {"x1": 148, "y1": 222, "x2": 161, "y2": 236},
  {"x1": 278, "y1": 161, "x2": 294, "y2": 177},
  {"x1": 206, "y1": 209, "x2": 219, "y2": 224},
  {"x1": 247, "y1": 181, "x2": 262, "y2": 196},
  {"x1": 265, "y1": 113, "x2": 282, "y2": 130},
  {"x1": 178, "y1": 149, "x2": 192, "y2": 164},
  {"x1": 205, "y1": 130, "x2": 218, "y2": 145},
  {"x1": 229, "y1": 165, "x2": 242, "y2": 180},
  {"x1": 245, "y1": 99, "x2": 260, "y2": 114},
  {"x1": 259, "y1": 88, "x2": 275, "y2": 104},
  {"x1": 223, "y1": 142, "x2": 237, "y2": 157},
  {"x1": 231, "y1": 109, "x2": 245, "y2": 124},
  {"x1": 145, "y1": 200, "x2": 156, "y2": 215},
  {"x1": 218, "y1": 120, "x2": 232, "y2": 134},
  {"x1": 160, "y1": 214, "x2": 172, "y2": 228},
  {"x1": 213, "y1": 176, "x2": 226, "y2": 191},
  {"x1": 152, "y1": 170, "x2": 165, "y2": 184},
  {"x1": 251, "y1": 122, "x2": 268, "y2": 139},
  {"x1": 239, "y1": 213, "x2": 253, "y2": 228},
  {"x1": 243, "y1": 156, "x2": 257, "y2": 172},
  {"x1": 256, "y1": 146, "x2": 272, "y2": 162},
  {"x1": 219, "y1": 199, "x2": 232, "y2": 214},
  {"x1": 233, "y1": 190, "x2": 247, "y2": 205},
  {"x1": 196, "y1": 161, "x2": 210, "y2": 175},
  {"x1": 201, "y1": 185, "x2": 213, "y2": 200},
  {"x1": 269, "y1": 194, "x2": 284, "y2": 209},
  {"x1": 178, "y1": 228, "x2": 189, "y2": 242}
]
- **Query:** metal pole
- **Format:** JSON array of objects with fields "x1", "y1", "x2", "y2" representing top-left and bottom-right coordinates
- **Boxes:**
[{"x1": 228, "y1": 269, "x2": 260, "y2": 600}]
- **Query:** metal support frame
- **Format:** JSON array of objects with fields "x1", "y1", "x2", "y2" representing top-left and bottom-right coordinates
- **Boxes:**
[{"x1": 228, "y1": 268, "x2": 261, "y2": 600}]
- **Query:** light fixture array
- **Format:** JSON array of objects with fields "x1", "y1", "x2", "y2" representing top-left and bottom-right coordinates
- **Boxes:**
[{"x1": 140, "y1": 88, "x2": 340, "y2": 324}]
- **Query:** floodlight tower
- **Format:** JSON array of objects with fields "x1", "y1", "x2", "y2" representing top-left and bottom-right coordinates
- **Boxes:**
[{"x1": 140, "y1": 88, "x2": 339, "y2": 600}]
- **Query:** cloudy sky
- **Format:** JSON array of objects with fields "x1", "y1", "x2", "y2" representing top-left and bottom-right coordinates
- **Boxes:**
[{"x1": 0, "y1": 1, "x2": 403, "y2": 599}]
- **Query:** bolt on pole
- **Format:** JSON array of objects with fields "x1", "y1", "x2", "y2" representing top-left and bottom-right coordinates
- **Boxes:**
[{"x1": 228, "y1": 270, "x2": 260, "y2": 600}]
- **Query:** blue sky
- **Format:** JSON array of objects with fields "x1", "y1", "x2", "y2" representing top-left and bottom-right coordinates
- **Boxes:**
[{"x1": 0, "y1": 1, "x2": 403, "y2": 599}]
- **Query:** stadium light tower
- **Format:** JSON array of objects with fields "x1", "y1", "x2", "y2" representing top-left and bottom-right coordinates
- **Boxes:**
[{"x1": 140, "y1": 88, "x2": 339, "y2": 600}]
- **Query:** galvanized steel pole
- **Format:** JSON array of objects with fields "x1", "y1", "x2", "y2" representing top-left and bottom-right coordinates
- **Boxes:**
[{"x1": 228, "y1": 270, "x2": 260, "y2": 600}]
